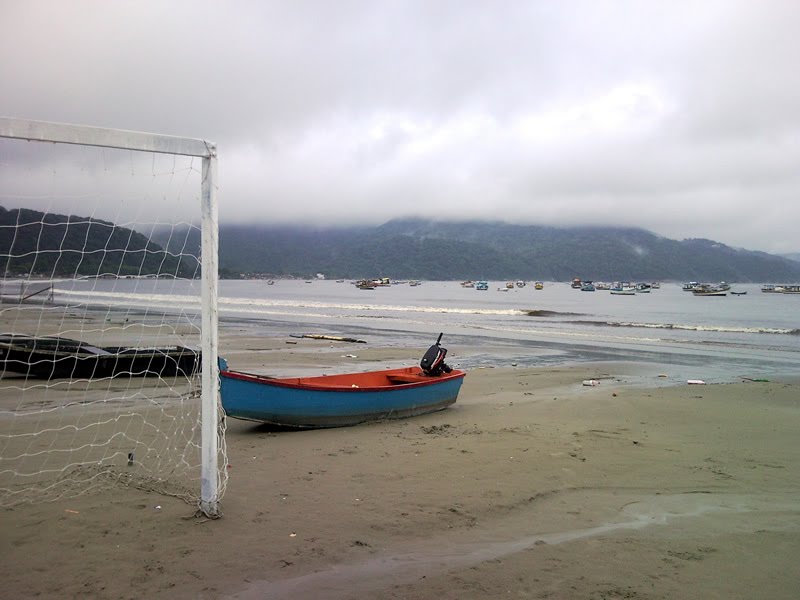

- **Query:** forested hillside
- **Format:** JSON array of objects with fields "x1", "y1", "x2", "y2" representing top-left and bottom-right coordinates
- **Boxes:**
[
  {"x1": 210, "y1": 218, "x2": 800, "y2": 282},
  {"x1": 10, "y1": 208, "x2": 795, "y2": 282},
  {"x1": 0, "y1": 206, "x2": 196, "y2": 278}
]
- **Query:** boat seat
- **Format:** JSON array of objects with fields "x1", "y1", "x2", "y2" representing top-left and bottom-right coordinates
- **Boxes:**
[{"x1": 386, "y1": 374, "x2": 425, "y2": 384}]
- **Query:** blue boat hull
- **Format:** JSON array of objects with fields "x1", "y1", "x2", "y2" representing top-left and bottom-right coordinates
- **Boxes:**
[{"x1": 220, "y1": 366, "x2": 466, "y2": 428}]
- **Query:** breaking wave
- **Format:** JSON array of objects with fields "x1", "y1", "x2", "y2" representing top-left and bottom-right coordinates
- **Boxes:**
[
  {"x1": 56, "y1": 290, "x2": 528, "y2": 318},
  {"x1": 568, "y1": 319, "x2": 799, "y2": 336}
]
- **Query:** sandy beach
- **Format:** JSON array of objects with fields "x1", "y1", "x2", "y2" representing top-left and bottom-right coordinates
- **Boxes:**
[{"x1": 2, "y1": 329, "x2": 800, "y2": 599}]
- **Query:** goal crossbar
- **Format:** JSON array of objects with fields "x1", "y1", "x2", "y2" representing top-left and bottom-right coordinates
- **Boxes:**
[{"x1": 0, "y1": 116, "x2": 214, "y2": 158}]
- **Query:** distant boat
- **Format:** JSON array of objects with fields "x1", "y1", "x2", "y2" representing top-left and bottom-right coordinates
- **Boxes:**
[
  {"x1": 409, "y1": 280, "x2": 421, "y2": 286},
  {"x1": 506, "y1": 281, "x2": 515, "y2": 289},
  {"x1": 682, "y1": 282, "x2": 699, "y2": 291},
  {"x1": 635, "y1": 283, "x2": 651, "y2": 293},
  {"x1": 689, "y1": 281, "x2": 732, "y2": 296},
  {"x1": 355, "y1": 279, "x2": 376, "y2": 290},
  {"x1": 460, "y1": 281, "x2": 474, "y2": 288},
  {"x1": 763, "y1": 284, "x2": 800, "y2": 294},
  {"x1": 516, "y1": 280, "x2": 526, "y2": 288},
  {"x1": 730, "y1": 291, "x2": 748, "y2": 296},
  {"x1": 610, "y1": 282, "x2": 636, "y2": 295},
  {"x1": 692, "y1": 284, "x2": 727, "y2": 297},
  {"x1": 534, "y1": 281, "x2": 544, "y2": 290},
  {"x1": 475, "y1": 280, "x2": 489, "y2": 291},
  {"x1": 571, "y1": 278, "x2": 582, "y2": 289},
  {"x1": 580, "y1": 282, "x2": 595, "y2": 291}
]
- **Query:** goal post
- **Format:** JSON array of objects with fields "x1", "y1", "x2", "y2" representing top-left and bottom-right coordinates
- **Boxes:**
[
  {"x1": 199, "y1": 142, "x2": 220, "y2": 516},
  {"x1": 0, "y1": 117, "x2": 223, "y2": 517}
]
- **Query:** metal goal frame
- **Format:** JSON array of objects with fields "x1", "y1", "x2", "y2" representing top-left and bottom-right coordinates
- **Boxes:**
[{"x1": 0, "y1": 117, "x2": 222, "y2": 517}]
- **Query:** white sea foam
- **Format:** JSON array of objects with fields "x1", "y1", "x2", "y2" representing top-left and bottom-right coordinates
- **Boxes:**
[
  {"x1": 57, "y1": 289, "x2": 526, "y2": 317},
  {"x1": 603, "y1": 321, "x2": 798, "y2": 335}
]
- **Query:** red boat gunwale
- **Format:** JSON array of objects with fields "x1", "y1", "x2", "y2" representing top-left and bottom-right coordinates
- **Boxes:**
[{"x1": 219, "y1": 366, "x2": 465, "y2": 392}]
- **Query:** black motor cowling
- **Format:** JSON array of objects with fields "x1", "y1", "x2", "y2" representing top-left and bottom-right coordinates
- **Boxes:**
[{"x1": 420, "y1": 333, "x2": 452, "y2": 376}]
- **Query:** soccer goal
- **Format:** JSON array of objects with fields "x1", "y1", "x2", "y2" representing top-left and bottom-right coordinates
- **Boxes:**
[{"x1": 0, "y1": 117, "x2": 224, "y2": 517}]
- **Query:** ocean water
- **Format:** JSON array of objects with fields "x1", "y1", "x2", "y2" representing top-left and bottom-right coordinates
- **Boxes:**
[{"x1": 51, "y1": 278, "x2": 800, "y2": 383}]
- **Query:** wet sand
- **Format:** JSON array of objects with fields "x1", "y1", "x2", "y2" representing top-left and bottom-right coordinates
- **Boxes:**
[{"x1": 1, "y1": 330, "x2": 799, "y2": 599}]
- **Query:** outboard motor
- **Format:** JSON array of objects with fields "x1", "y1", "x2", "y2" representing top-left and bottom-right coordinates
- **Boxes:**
[{"x1": 420, "y1": 333, "x2": 452, "y2": 376}]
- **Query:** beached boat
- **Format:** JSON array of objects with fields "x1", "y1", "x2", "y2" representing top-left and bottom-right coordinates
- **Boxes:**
[
  {"x1": 0, "y1": 334, "x2": 200, "y2": 380},
  {"x1": 219, "y1": 335, "x2": 466, "y2": 428},
  {"x1": 220, "y1": 364, "x2": 466, "y2": 428}
]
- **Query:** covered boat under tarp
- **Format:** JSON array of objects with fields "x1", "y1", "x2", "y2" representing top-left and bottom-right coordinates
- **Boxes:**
[{"x1": 0, "y1": 334, "x2": 200, "y2": 379}]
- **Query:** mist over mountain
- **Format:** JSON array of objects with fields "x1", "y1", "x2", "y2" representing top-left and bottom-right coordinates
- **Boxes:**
[
  {"x1": 5, "y1": 207, "x2": 798, "y2": 282},
  {"x1": 211, "y1": 218, "x2": 800, "y2": 282}
]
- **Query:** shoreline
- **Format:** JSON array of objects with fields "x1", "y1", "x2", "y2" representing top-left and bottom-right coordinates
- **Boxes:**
[
  {"x1": 6, "y1": 278, "x2": 800, "y2": 383},
  {"x1": 219, "y1": 326, "x2": 800, "y2": 387}
]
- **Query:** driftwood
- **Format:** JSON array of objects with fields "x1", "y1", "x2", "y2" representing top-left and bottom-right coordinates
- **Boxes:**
[{"x1": 290, "y1": 334, "x2": 367, "y2": 344}]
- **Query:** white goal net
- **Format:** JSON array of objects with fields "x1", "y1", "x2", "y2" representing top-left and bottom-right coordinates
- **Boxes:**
[{"x1": 0, "y1": 118, "x2": 225, "y2": 516}]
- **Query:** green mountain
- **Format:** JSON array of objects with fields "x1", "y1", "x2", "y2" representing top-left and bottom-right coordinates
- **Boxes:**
[
  {"x1": 0, "y1": 206, "x2": 197, "y2": 278},
  {"x1": 212, "y1": 218, "x2": 800, "y2": 282},
  {"x1": 10, "y1": 208, "x2": 795, "y2": 282}
]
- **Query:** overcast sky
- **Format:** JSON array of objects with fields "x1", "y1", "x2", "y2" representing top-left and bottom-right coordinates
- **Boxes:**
[{"x1": 1, "y1": 0, "x2": 799, "y2": 253}]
